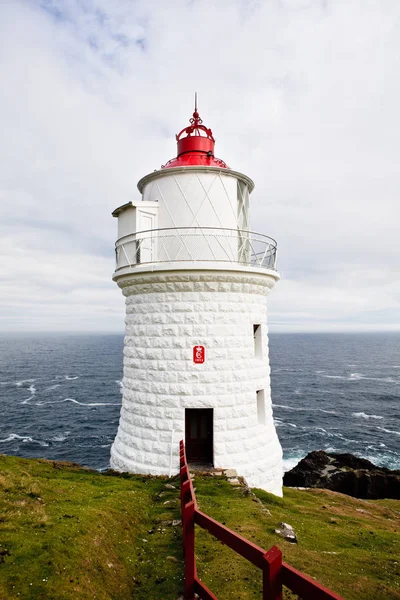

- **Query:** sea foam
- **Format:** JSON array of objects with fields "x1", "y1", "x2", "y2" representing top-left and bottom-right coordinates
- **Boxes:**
[
  {"x1": 352, "y1": 412, "x2": 384, "y2": 420},
  {"x1": 0, "y1": 433, "x2": 48, "y2": 447}
]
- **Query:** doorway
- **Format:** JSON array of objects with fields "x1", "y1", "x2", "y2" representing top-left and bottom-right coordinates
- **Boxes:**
[
  {"x1": 137, "y1": 211, "x2": 155, "y2": 264},
  {"x1": 185, "y1": 408, "x2": 213, "y2": 465}
]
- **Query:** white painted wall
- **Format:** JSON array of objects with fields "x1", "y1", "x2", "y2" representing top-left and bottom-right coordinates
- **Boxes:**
[
  {"x1": 141, "y1": 171, "x2": 247, "y2": 231},
  {"x1": 117, "y1": 206, "x2": 136, "y2": 239},
  {"x1": 116, "y1": 202, "x2": 158, "y2": 240},
  {"x1": 110, "y1": 270, "x2": 283, "y2": 496}
]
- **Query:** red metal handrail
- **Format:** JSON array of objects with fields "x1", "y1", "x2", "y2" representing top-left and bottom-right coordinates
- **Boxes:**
[{"x1": 179, "y1": 440, "x2": 344, "y2": 600}]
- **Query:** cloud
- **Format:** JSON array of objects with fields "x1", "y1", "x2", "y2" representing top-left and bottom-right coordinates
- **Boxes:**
[{"x1": 0, "y1": 0, "x2": 399, "y2": 331}]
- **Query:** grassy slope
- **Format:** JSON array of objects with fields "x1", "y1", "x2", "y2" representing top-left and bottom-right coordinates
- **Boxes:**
[
  {"x1": 1, "y1": 455, "x2": 399, "y2": 600},
  {"x1": 0, "y1": 455, "x2": 183, "y2": 600},
  {"x1": 193, "y1": 477, "x2": 400, "y2": 600}
]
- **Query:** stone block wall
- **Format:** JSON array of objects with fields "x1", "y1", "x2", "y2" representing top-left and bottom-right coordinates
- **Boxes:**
[{"x1": 110, "y1": 270, "x2": 283, "y2": 496}]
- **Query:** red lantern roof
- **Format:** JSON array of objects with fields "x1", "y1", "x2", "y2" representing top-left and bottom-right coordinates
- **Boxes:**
[{"x1": 162, "y1": 95, "x2": 228, "y2": 169}]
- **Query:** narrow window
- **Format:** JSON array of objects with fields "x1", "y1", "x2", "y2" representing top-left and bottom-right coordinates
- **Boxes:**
[
  {"x1": 253, "y1": 324, "x2": 262, "y2": 358},
  {"x1": 257, "y1": 390, "x2": 266, "y2": 424}
]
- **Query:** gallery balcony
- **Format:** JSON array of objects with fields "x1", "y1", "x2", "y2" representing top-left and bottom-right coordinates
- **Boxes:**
[{"x1": 114, "y1": 227, "x2": 278, "y2": 275}]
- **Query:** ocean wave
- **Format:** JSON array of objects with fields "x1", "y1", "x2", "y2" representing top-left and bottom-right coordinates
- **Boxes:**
[
  {"x1": 323, "y1": 373, "x2": 364, "y2": 380},
  {"x1": 322, "y1": 375, "x2": 355, "y2": 380},
  {"x1": 51, "y1": 434, "x2": 67, "y2": 442},
  {"x1": 352, "y1": 412, "x2": 384, "y2": 420},
  {"x1": 359, "y1": 376, "x2": 397, "y2": 383},
  {"x1": 324, "y1": 431, "x2": 361, "y2": 443},
  {"x1": 323, "y1": 373, "x2": 398, "y2": 383},
  {"x1": 376, "y1": 426, "x2": 400, "y2": 437},
  {"x1": 65, "y1": 376, "x2": 79, "y2": 380},
  {"x1": 366, "y1": 443, "x2": 386, "y2": 451},
  {"x1": 298, "y1": 427, "x2": 362, "y2": 444},
  {"x1": 282, "y1": 456, "x2": 304, "y2": 473},
  {"x1": 324, "y1": 446, "x2": 337, "y2": 453},
  {"x1": 35, "y1": 399, "x2": 70, "y2": 406},
  {"x1": 21, "y1": 384, "x2": 37, "y2": 404},
  {"x1": 64, "y1": 398, "x2": 121, "y2": 407},
  {"x1": 272, "y1": 404, "x2": 337, "y2": 415},
  {"x1": 363, "y1": 454, "x2": 400, "y2": 470},
  {"x1": 15, "y1": 379, "x2": 36, "y2": 387},
  {"x1": 0, "y1": 433, "x2": 49, "y2": 447},
  {"x1": 274, "y1": 421, "x2": 297, "y2": 428},
  {"x1": 21, "y1": 395, "x2": 35, "y2": 404},
  {"x1": 44, "y1": 384, "x2": 61, "y2": 391},
  {"x1": 34, "y1": 398, "x2": 121, "y2": 407}
]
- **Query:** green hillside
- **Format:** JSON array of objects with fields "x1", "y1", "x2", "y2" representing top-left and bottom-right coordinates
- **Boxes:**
[{"x1": 0, "y1": 454, "x2": 399, "y2": 599}]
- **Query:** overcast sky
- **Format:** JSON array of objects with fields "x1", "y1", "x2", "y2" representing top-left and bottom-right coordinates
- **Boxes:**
[{"x1": 0, "y1": 0, "x2": 399, "y2": 333}]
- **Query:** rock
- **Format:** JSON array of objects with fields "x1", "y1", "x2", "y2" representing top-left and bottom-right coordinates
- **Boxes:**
[
  {"x1": 224, "y1": 469, "x2": 237, "y2": 478},
  {"x1": 164, "y1": 483, "x2": 176, "y2": 490},
  {"x1": 239, "y1": 476, "x2": 249, "y2": 489},
  {"x1": 171, "y1": 519, "x2": 182, "y2": 527},
  {"x1": 283, "y1": 450, "x2": 400, "y2": 500},
  {"x1": 228, "y1": 478, "x2": 240, "y2": 485},
  {"x1": 275, "y1": 522, "x2": 297, "y2": 544}
]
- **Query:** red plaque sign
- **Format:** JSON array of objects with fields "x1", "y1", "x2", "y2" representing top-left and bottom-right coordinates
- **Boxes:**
[{"x1": 193, "y1": 345, "x2": 205, "y2": 364}]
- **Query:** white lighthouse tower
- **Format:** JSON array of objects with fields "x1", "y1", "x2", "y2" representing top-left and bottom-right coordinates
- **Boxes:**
[{"x1": 110, "y1": 100, "x2": 283, "y2": 496}]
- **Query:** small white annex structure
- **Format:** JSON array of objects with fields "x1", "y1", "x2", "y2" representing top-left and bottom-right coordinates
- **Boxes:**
[{"x1": 110, "y1": 102, "x2": 283, "y2": 496}]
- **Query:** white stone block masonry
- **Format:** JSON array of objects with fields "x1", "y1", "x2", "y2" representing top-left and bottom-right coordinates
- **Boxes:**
[{"x1": 110, "y1": 270, "x2": 283, "y2": 496}]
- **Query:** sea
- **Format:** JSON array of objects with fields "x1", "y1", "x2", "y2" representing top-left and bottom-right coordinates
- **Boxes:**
[{"x1": 0, "y1": 333, "x2": 399, "y2": 474}]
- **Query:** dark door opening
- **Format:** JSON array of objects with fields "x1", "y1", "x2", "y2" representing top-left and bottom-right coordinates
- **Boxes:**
[{"x1": 185, "y1": 408, "x2": 213, "y2": 465}]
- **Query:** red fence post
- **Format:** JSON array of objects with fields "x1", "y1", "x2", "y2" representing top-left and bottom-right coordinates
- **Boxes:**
[
  {"x1": 262, "y1": 546, "x2": 282, "y2": 600},
  {"x1": 183, "y1": 500, "x2": 196, "y2": 600}
]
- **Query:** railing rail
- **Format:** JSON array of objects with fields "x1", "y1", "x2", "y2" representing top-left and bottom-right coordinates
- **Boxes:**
[
  {"x1": 115, "y1": 227, "x2": 277, "y2": 272},
  {"x1": 179, "y1": 440, "x2": 344, "y2": 600}
]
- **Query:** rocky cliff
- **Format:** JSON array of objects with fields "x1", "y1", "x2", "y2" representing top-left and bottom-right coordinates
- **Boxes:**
[{"x1": 283, "y1": 451, "x2": 400, "y2": 499}]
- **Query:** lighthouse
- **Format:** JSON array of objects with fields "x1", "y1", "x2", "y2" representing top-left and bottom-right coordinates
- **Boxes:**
[{"x1": 110, "y1": 100, "x2": 283, "y2": 496}]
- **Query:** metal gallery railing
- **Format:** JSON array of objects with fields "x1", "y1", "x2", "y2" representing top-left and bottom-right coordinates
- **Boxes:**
[{"x1": 115, "y1": 227, "x2": 277, "y2": 271}]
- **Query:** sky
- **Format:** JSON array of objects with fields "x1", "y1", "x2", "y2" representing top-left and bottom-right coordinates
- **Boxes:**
[{"x1": 0, "y1": 0, "x2": 399, "y2": 333}]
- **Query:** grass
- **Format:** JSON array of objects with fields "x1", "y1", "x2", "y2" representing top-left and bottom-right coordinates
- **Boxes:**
[
  {"x1": 193, "y1": 477, "x2": 400, "y2": 599},
  {"x1": 1, "y1": 454, "x2": 399, "y2": 599},
  {"x1": 0, "y1": 454, "x2": 183, "y2": 599}
]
